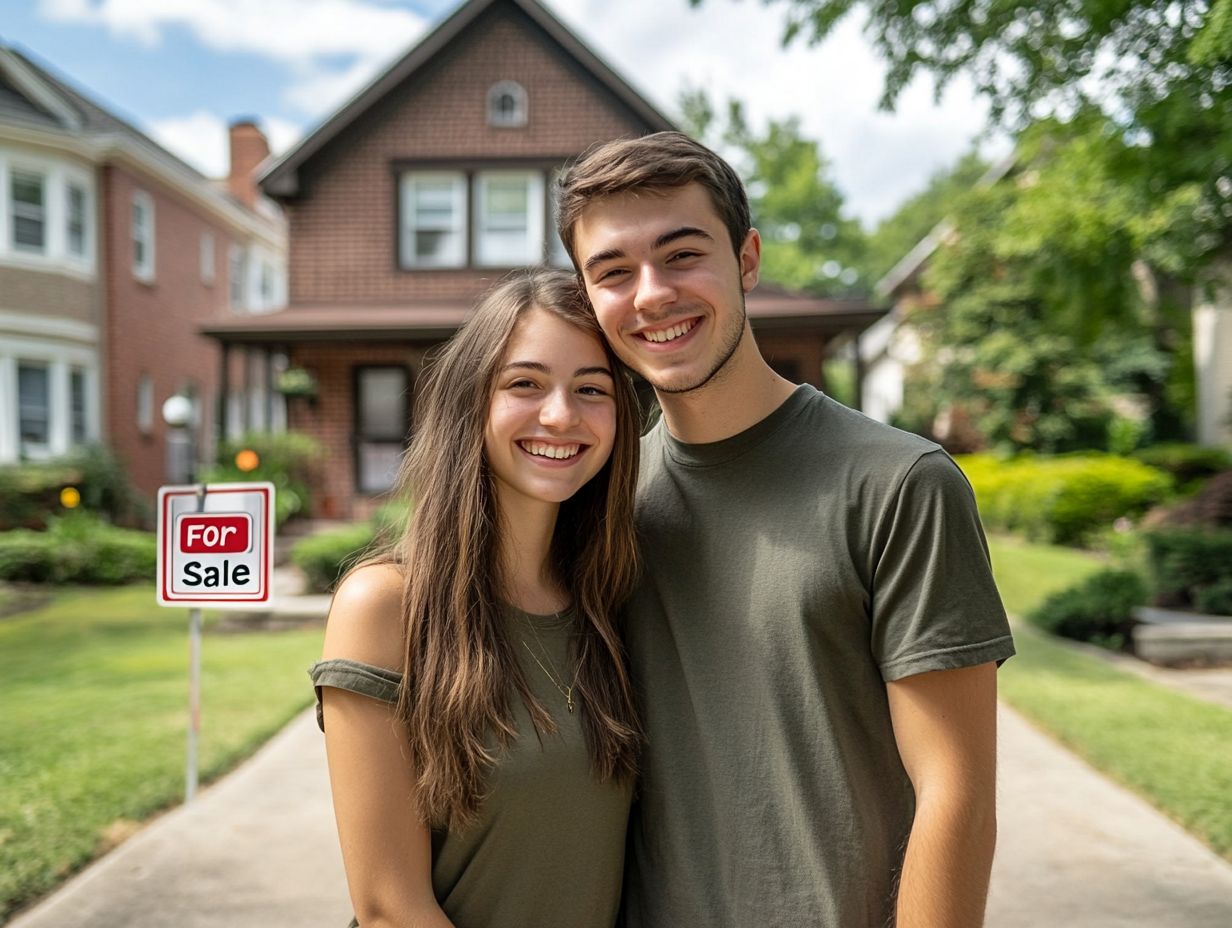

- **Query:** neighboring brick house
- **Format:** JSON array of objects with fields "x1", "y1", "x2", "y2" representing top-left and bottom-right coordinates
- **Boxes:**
[
  {"x1": 204, "y1": 0, "x2": 883, "y2": 519},
  {"x1": 0, "y1": 44, "x2": 287, "y2": 499}
]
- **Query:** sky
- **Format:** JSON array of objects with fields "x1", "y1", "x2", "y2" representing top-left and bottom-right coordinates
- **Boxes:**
[{"x1": 1, "y1": 0, "x2": 1007, "y2": 227}]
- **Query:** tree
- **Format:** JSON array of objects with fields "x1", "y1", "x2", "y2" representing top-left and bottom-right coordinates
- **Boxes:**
[
  {"x1": 898, "y1": 127, "x2": 1190, "y2": 452},
  {"x1": 690, "y1": 0, "x2": 1232, "y2": 269},
  {"x1": 679, "y1": 89, "x2": 867, "y2": 296},
  {"x1": 863, "y1": 150, "x2": 988, "y2": 285}
]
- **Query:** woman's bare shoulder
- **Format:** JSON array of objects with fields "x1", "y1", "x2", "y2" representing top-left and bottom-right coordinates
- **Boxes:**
[{"x1": 321, "y1": 562, "x2": 406, "y2": 670}]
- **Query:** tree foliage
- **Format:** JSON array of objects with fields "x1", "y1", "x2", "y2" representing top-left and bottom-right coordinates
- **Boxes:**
[
  {"x1": 897, "y1": 125, "x2": 1194, "y2": 453},
  {"x1": 692, "y1": 0, "x2": 1232, "y2": 270},
  {"x1": 679, "y1": 88, "x2": 867, "y2": 295},
  {"x1": 863, "y1": 150, "x2": 988, "y2": 285}
]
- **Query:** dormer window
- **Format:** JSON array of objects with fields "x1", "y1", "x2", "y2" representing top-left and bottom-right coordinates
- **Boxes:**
[{"x1": 487, "y1": 81, "x2": 527, "y2": 128}]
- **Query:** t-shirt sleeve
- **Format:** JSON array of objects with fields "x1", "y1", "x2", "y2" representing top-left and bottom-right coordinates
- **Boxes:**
[
  {"x1": 309, "y1": 658, "x2": 402, "y2": 731},
  {"x1": 869, "y1": 449, "x2": 1015, "y2": 682}
]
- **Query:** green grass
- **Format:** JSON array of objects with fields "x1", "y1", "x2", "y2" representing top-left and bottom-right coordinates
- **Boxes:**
[
  {"x1": 987, "y1": 535, "x2": 1232, "y2": 860},
  {"x1": 0, "y1": 585, "x2": 325, "y2": 919},
  {"x1": 986, "y1": 534, "x2": 1107, "y2": 616}
]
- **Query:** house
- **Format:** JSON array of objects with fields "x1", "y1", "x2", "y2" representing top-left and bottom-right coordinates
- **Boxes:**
[
  {"x1": 0, "y1": 43, "x2": 287, "y2": 499},
  {"x1": 865, "y1": 151, "x2": 1232, "y2": 450},
  {"x1": 203, "y1": 0, "x2": 884, "y2": 520}
]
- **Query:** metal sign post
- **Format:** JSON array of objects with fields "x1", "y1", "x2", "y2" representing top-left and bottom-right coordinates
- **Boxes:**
[
  {"x1": 187, "y1": 607, "x2": 202, "y2": 801},
  {"x1": 156, "y1": 481, "x2": 275, "y2": 803}
]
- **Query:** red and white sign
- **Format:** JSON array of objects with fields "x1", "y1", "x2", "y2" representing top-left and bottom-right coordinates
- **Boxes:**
[{"x1": 157, "y1": 482, "x2": 274, "y2": 607}]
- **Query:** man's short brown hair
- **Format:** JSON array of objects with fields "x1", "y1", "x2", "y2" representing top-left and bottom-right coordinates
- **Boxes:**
[{"x1": 556, "y1": 131, "x2": 751, "y2": 268}]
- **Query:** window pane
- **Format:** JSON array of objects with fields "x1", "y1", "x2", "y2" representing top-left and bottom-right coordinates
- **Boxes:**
[
  {"x1": 476, "y1": 173, "x2": 540, "y2": 266},
  {"x1": 132, "y1": 194, "x2": 153, "y2": 278},
  {"x1": 358, "y1": 442, "x2": 403, "y2": 494},
  {"x1": 18, "y1": 363, "x2": 50, "y2": 445},
  {"x1": 415, "y1": 229, "x2": 458, "y2": 262},
  {"x1": 402, "y1": 174, "x2": 465, "y2": 268},
  {"x1": 71, "y1": 368, "x2": 87, "y2": 444},
  {"x1": 12, "y1": 171, "x2": 46, "y2": 251},
  {"x1": 68, "y1": 185, "x2": 86, "y2": 256},
  {"x1": 486, "y1": 180, "x2": 528, "y2": 225},
  {"x1": 358, "y1": 368, "x2": 408, "y2": 440}
]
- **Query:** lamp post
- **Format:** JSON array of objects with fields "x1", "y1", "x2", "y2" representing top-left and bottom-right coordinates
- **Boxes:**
[
  {"x1": 162, "y1": 393, "x2": 195, "y2": 485},
  {"x1": 162, "y1": 391, "x2": 202, "y2": 801}
]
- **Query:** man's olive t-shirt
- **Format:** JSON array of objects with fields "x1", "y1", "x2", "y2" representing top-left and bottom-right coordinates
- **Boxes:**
[
  {"x1": 622, "y1": 386, "x2": 1014, "y2": 928},
  {"x1": 311, "y1": 606, "x2": 631, "y2": 928}
]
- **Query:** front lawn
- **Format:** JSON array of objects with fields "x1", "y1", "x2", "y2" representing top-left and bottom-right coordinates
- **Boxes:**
[
  {"x1": 0, "y1": 585, "x2": 325, "y2": 919},
  {"x1": 986, "y1": 536, "x2": 1232, "y2": 860}
]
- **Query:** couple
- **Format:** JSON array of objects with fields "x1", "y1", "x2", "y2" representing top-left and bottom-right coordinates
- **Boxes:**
[{"x1": 311, "y1": 132, "x2": 1015, "y2": 928}]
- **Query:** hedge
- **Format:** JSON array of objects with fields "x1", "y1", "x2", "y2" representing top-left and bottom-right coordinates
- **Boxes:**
[
  {"x1": 1144, "y1": 528, "x2": 1232, "y2": 615},
  {"x1": 0, "y1": 514, "x2": 156, "y2": 584},
  {"x1": 1026, "y1": 568, "x2": 1148, "y2": 649},
  {"x1": 955, "y1": 453, "x2": 1173, "y2": 546},
  {"x1": 289, "y1": 524, "x2": 376, "y2": 594},
  {"x1": 0, "y1": 445, "x2": 142, "y2": 531}
]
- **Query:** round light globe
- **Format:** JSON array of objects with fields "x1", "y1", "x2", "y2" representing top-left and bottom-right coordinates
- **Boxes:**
[{"x1": 162, "y1": 394, "x2": 194, "y2": 428}]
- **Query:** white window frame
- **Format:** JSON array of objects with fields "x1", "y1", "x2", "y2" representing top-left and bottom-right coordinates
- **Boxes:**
[
  {"x1": 10, "y1": 167, "x2": 47, "y2": 255},
  {"x1": 473, "y1": 171, "x2": 544, "y2": 268},
  {"x1": 137, "y1": 373, "x2": 154, "y2": 435},
  {"x1": 200, "y1": 232, "x2": 215, "y2": 285},
  {"x1": 132, "y1": 190, "x2": 155, "y2": 282},
  {"x1": 65, "y1": 181, "x2": 87, "y2": 260},
  {"x1": 486, "y1": 81, "x2": 528, "y2": 128},
  {"x1": 16, "y1": 359, "x2": 52, "y2": 459},
  {"x1": 400, "y1": 172, "x2": 467, "y2": 269},
  {"x1": 229, "y1": 245, "x2": 247, "y2": 310}
]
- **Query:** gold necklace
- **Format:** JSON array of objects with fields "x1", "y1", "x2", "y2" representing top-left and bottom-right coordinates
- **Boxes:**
[{"x1": 521, "y1": 622, "x2": 579, "y2": 714}]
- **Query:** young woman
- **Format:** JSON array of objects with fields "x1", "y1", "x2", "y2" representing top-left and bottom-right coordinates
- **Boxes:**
[{"x1": 311, "y1": 269, "x2": 642, "y2": 928}]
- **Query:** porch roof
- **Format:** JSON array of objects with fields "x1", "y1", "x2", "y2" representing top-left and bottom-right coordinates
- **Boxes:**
[{"x1": 201, "y1": 288, "x2": 887, "y2": 345}]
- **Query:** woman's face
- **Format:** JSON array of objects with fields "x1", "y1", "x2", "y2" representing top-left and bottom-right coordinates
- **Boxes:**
[{"x1": 484, "y1": 306, "x2": 618, "y2": 511}]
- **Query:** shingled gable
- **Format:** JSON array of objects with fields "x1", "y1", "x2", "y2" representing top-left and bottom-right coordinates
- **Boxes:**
[{"x1": 260, "y1": 0, "x2": 675, "y2": 199}]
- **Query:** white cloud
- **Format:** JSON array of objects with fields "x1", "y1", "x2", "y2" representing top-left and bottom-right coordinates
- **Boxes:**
[
  {"x1": 45, "y1": 0, "x2": 1003, "y2": 224},
  {"x1": 544, "y1": 0, "x2": 1001, "y2": 225},
  {"x1": 38, "y1": 0, "x2": 426, "y2": 63},
  {"x1": 281, "y1": 56, "x2": 389, "y2": 121},
  {"x1": 147, "y1": 110, "x2": 306, "y2": 178},
  {"x1": 37, "y1": 0, "x2": 428, "y2": 118},
  {"x1": 147, "y1": 109, "x2": 229, "y2": 176}
]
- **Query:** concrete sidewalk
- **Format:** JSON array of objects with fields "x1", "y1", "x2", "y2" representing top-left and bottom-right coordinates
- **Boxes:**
[
  {"x1": 8, "y1": 711, "x2": 352, "y2": 928},
  {"x1": 9, "y1": 702, "x2": 1231, "y2": 927}
]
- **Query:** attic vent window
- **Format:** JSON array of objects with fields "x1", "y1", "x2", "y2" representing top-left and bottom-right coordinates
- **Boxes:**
[{"x1": 487, "y1": 81, "x2": 527, "y2": 128}]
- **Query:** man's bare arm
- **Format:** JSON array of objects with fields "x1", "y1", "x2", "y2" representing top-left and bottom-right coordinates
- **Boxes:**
[{"x1": 887, "y1": 662, "x2": 999, "y2": 927}]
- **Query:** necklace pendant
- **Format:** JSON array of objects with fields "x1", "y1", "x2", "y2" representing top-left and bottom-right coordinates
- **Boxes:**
[{"x1": 566, "y1": 691, "x2": 574, "y2": 714}]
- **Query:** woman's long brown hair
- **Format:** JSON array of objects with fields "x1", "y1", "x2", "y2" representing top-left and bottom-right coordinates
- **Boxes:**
[{"x1": 377, "y1": 269, "x2": 641, "y2": 830}]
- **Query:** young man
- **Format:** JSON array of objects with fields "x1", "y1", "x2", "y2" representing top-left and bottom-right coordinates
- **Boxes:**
[{"x1": 557, "y1": 132, "x2": 1015, "y2": 928}]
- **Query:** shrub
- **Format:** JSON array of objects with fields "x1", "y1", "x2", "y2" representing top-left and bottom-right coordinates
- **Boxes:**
[
  {"x1": 1150, "y1": 471, "x2": 1232, "y2": 529},
  {"x1": 1026, "y1": 568, "x2": 1148, "y2": 649},
  {"x1": 1194, "y1": 579, "x2": 1232, "y2": 616},
  {"x1": 1144, "y1": 528, "x2": 1232, "y2": 613},
  {"x1": 290, "y1": 523, "x2": 375, "y2": 594},
  {"x1": 0, "y1": 514, "x2": 155, "y2": 584},
  {"x1": 0, "y1": 445, "x2": 141, "y2": 530},
  {"x1": 1133, "y1": 444, "x2": 1232, "y2": 489},
  {"x1": 198, "y1": 431, "x2": 322, "y2": 527},
  {"x1": 955, "y1": 453, "x2": 1173, "y2": 546}
]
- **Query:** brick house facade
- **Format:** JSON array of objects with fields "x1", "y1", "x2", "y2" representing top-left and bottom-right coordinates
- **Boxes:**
[
  {"x1": 0, "y1": 44, "x2": 286, "y2": 502},
  {"x1": 205, "y1": 0, "x2": 883, "y2": 519}
]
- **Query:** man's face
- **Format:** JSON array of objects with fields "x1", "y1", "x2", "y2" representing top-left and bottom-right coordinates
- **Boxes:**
[{"x1": 572, "y1": 183, "x2": 760, "y2": 395}]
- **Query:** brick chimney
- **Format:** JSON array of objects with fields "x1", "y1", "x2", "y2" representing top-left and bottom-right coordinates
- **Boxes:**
[{"x1": 227, "y1": 119, "x2": 270, "y2": 209}]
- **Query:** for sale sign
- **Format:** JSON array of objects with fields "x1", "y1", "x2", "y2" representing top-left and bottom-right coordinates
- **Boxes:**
[{"x1": 157, "y1": 482, "x2": 275, "y2": 607}]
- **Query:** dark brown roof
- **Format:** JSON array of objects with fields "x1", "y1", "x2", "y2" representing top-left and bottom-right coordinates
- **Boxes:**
[
  {"x1": 260, "y1": 0, "x2": 675, "y2": 198},
  {"x1": 201, "y1": 289, "x2": 886, "y2": 344}
]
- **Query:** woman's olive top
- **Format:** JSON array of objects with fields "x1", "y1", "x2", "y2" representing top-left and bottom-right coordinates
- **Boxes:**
[{"x1": 310, "y1": 606, "x2": 632, "y2": 928}]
